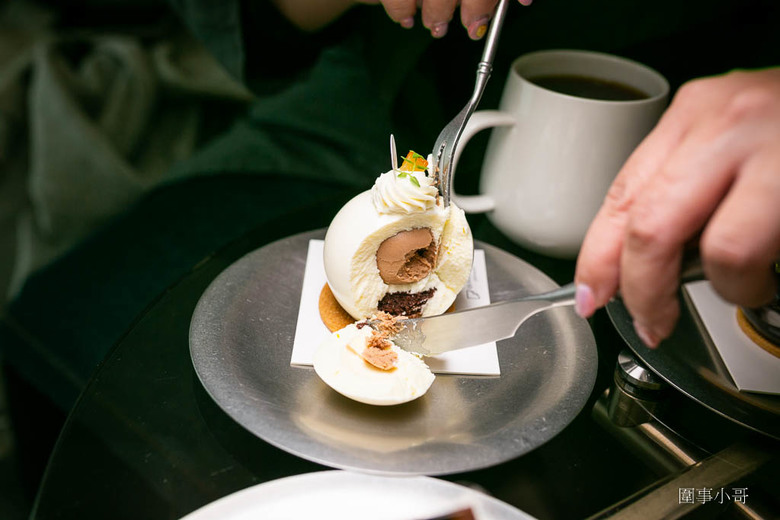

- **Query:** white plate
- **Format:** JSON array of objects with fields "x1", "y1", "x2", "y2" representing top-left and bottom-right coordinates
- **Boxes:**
[{"x1": 180, "y1": 470, "x2": 536, "y2": 520}]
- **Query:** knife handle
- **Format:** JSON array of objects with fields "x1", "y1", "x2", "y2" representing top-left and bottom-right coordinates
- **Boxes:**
[
  {"x1": 500, "y1": 251, "x2": 703, "y2": 313},
  {"x1": 523, "y1": 282, "x2": 577, "y2": 306}
]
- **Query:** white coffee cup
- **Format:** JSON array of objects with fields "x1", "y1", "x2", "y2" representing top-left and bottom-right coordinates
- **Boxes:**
[{"x1": 451, "y1": 49, "x2": 669, "y2": 258}]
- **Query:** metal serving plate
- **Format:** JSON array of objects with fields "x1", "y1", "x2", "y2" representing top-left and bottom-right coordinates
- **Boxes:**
[
  {"x1": 189, "y1": 229, "x2": 597, "y2": 475},
  {"x1": 606, "y1": 296, "x2": 780, "y2": 440}
]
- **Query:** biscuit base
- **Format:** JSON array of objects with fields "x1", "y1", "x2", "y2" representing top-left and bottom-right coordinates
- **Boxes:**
[{"x1": 319, "y1": 284, "x2": 357, "y2": 332}]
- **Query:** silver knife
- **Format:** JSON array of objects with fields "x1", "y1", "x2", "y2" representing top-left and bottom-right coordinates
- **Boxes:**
[
  {"x1": 383, "y1": 251, "x2": 707, "y2": 356},
  {"x1": 384, "y1": 283, "x2": 577, "y2": 356}
]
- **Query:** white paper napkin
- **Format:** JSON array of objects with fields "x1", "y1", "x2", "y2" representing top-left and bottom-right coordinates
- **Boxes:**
[
  {"x1": 291, "y1": 240, "x2": 500, "y2": 375},
  {"x1": 685, "y1": 280, "x2": 780, "y2": 395}
]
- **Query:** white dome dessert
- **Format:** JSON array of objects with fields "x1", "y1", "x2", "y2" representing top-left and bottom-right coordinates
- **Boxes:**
[{"x1": 323, "y1": 153, "x2": 473, "y2": 320}]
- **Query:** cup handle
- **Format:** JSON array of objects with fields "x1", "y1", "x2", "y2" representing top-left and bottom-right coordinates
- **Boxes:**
[{"x1": 450, "y1": 110, "x2": 516, "y2": 213}]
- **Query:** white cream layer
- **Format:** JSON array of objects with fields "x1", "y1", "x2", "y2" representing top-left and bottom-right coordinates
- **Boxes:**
[{"x1": 313, "y1": 323, "x2": 435, "y2": 406}]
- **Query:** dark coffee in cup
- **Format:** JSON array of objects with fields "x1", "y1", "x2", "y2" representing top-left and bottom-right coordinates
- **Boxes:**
[{"x1": 527, "y1": 74, "x2": 649, "y2": 101}]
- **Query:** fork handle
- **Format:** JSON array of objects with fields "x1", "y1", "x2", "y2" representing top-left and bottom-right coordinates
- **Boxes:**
[
  {"x1": 471, "y1": 0, "x2": 510, "y2": 102},
  {"x1": 480, "y1": 0, "x2": 510, "y2": 69},
  {"x1": 457, "y1": 0, "x2": 511, "y2": 185}
]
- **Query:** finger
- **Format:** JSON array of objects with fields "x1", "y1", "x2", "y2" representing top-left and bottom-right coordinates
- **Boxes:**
[
  {"x1": 574, "y1": 82, "x2": 706, "y2": 316},
  {"x1": 379, "y1": 0, "x2": 418, "y2": 28},
  {"x1": 618, "y1": 98, "x2": 764, "y2": 347},
  {"x1": 621, "y1": 77, "x2": 780, "y2": 344},
  {"x1": 574, "y1": 169, "x2": 635, "y2": 317},
  {"x1": 574, "y1": 74, "x2": 755, "y2": 318},
  {"x1": 421, "y1": 0, "x2": 458, "y2": 37},
  {"x1": 702, "y1": 145, "x2": 780, "y2": 307},
  {"x1": 459, "y1": 0, "x2": 497, "y2": 39}
]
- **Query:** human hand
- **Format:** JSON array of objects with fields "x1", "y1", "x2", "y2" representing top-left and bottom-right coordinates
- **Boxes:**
[
  {"x1": 574, "y1": 68, "x2": 780, "y2": 348},
  {"x1": 360, "y1": 0, "x2": 533, "y2": 39}
]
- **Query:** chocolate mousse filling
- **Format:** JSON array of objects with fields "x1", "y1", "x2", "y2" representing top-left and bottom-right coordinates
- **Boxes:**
[
  {"x1": 376, "y1": 228, "x2": 438, "y2": 284},
  {"x1": 378, "y1": 288, "x2": 436, "y2": 318}
]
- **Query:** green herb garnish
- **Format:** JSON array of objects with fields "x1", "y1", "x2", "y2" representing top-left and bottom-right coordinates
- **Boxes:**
[{"x1": 396, "y1": 171, "x2": 421, "y2": 187}]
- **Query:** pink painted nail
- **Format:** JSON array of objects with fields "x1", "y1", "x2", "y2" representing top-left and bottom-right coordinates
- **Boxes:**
[
  {"x1": 467, "y1": 16, "x2": 490, "y2": 40},
  {"x1": 399, "y1": 17, "x2": 414, "y2": 29},
  {"x1": 574, "y1": 284, "x2": 595, "y2": 318},
  {"x1": 430, "y1": 22, "x2": 448, "y2": 38},
  {"x1": 633, "y1": 320, "x2": 660, "y2": 349}
]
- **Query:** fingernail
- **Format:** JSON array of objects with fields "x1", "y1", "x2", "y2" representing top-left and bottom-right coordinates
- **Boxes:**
[
  {"x1": 399, "y1": 17, "x2": 414, "y2": 29},
  {"x1": 467, "y1": 16, "x2": 490, "y2": 40},
  {"x1": 575, "y1": 284, "x2": 595, "y2": 318},
  {"x1": 430, "y1": 22, "x2": 448, "y2": 38},
  {"x1": 633, "y1": 320, "x2": 660, "y2": 349}
]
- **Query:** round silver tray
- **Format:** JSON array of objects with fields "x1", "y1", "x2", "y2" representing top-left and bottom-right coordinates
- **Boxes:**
[{"x1": 189, "y1": 229, "x2": 597, "y2": 475}]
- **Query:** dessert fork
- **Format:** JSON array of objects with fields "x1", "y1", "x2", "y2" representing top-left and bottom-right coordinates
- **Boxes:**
[{"x1": 432, "y1": 0, "x2": 510, "y2": 207}]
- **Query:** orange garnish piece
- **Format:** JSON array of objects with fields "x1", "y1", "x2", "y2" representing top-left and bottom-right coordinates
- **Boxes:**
[{"x1": 399, "y1": 151, "x2": 428, "y2": 172}]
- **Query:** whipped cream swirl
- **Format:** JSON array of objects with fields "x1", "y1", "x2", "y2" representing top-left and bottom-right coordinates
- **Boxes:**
[{"x1": 371, "y1": 170, "x2": 438, "y2": 214}]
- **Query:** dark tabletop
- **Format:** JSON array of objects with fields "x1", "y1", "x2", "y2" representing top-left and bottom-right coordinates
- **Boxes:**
[
  {"x1": 4, "y1": 1, "x2": 778, "y2": 517},
  {"x1": 28, "y1": 200, "x2": 779, "y2": 519}
]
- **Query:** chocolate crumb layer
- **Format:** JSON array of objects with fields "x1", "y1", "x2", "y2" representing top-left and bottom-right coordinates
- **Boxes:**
[
  {"x1": 371, "y1": 311, "x2": 403, "y2": 336},
  {"x1": 378, "y1": 288, "x2": 436, "y2": 318}
]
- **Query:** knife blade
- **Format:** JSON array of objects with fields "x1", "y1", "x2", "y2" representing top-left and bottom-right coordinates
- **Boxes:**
[
  {"x1": 382, "y1": 249, "x2": 709, "y2": 356},
  {"x1": 384, "y1": 283, "x2": 577, "y2": 356}
]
